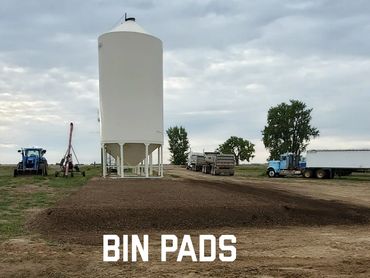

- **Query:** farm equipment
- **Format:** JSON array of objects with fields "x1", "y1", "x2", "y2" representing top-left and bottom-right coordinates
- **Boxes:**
[
  {"x1": 55, "y1": 122, "x2": 85, "y2": 177},
  {"x1": 267, "y1": 149, "x2": 370, "y2": 179},
  {"x1": 14, "y1": 148, "x2": 48, "y2": 177}
]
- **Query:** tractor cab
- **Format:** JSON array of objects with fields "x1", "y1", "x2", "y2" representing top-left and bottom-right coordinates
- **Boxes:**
[
  {"x1": 14, "y1": 148, "x2": 48, "y2": 176},
  {"x1": 20, "y1": 148, "x2": 44, "y2": 168}
]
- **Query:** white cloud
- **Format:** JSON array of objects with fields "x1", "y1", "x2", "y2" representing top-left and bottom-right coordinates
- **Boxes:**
[
  {"x1": 164, "y1": 77, "x2": 192, "y2": 90},
  {"x1": 0, "y1": 143, "x2": 16, "y2": 148},
  {"x1": 2, "y1": 65, "x2": 26, "y2": 73},
  {"x1": 0, "y1": 60, "x2": 99, "y2": 163}
]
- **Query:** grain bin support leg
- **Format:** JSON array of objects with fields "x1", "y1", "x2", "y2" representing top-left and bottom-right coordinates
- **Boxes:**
[
  {"x1": 149, "y1": 153, "x2": 153, "y2": 176},
  {"x1": 120, "y1": 143, "x2": 124, "y2": 178},
  {"x1": 157, "y1": 147, "x2": 160, "y2": 176},
  {"x1": 160, "y1": 144, "x2": 164, "y2": 177},
  {"x1": 102, "y1": 144, "x2": 107, "y2": 178},
  {"x1": 116, "y1": 156, "x2": 120, "y2": 176},
  {"x1": 145, "y1": 143, "x2": 149, "y2": 178}
]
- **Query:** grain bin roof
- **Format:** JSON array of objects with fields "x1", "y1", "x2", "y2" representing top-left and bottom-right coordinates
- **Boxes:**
[{"x1": 109, "y1": 20, "x2": 149, "y2": 35}]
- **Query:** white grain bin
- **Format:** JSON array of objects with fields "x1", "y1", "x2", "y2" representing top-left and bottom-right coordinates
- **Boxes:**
[{"x1": 98, "y1": 17, "x2": 163, "y2": 178}]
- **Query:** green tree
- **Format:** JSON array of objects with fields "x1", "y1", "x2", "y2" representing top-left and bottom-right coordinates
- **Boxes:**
[
  {"x1": 218, "y1": 136, "x2": 255, "y2": 166},
  {"x1": 166, "y1": 126, "x2": 190, "y2": 165},
  {"x1": 262, "y1": 99, "x2": 319, "y2": 160}
]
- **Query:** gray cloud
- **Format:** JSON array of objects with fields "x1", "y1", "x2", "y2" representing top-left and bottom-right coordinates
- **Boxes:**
[{"x1": 1, "y1": 0, "x2": 370, "y2": 163}]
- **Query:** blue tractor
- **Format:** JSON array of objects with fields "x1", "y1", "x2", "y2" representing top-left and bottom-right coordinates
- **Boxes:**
[
  {"x1": 14, "y1": 148, "x2": 48, "y2": 177},
  {"x1": 266, "y1": 153, "x2": 306, "y2": 178}
]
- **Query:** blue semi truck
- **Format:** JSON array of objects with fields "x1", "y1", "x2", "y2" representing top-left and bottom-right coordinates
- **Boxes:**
[
  {"x1": 267, "y1": 149, "x2": 370, "y2": 179},
  {"x1": 266, "y1": 153, "x2": 305, "y2": 178}
]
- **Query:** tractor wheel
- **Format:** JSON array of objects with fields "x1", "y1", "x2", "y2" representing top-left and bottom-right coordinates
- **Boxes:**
[
  {"x1": 303, "y1": 169, "x2": 313, "y2": 178},
  {"x1": 267, "y1": 169, "x2": 276, "y2": 178},
  {"x1": 39, "y1": 164, "x2": 45, "y2": 176},
  {"x1": 316, "y1": 169, "x2": 327, "y2": 179}
]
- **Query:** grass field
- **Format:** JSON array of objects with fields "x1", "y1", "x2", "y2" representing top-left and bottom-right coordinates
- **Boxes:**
[
  {"x1": 0, "y1": 165, "x2": 100, "y2": 241},
  {"x1": 235, "y1": 164, "x2": 267, "y2": 177}
]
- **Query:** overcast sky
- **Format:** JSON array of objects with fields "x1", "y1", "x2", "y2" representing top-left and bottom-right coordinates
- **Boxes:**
[{"x1": 1, "y1": 0, "x2": 370, "y2": 164}]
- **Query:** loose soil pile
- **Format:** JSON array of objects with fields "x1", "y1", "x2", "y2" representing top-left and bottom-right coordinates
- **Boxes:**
[{"x1": 28, "y1": 178, "x2": 370, "y2": 244}]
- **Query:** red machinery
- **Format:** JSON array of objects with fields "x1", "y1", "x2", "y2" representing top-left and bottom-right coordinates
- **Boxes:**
[{"x1": 55, "y1": 122, "x2": 85, "y2": 177}]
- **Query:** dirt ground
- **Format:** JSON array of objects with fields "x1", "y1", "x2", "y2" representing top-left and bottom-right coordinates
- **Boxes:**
[{"x1": 2, "y1": 168, "x2": 370, "y2": 277}]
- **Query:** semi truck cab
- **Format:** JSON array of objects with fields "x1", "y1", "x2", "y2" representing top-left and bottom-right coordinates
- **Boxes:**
[{"x1": 267, "y1": 153, "x2": 305, "y2": 177}]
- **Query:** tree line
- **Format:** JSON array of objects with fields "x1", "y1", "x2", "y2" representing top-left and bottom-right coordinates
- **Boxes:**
[{"x1": 167, "y1": 99, "x2": 319, "y2": 165}]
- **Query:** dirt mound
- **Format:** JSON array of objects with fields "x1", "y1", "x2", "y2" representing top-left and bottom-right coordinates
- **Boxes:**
[{"x1": 28, "y1": 178, "x2": 370, "y2": 244}]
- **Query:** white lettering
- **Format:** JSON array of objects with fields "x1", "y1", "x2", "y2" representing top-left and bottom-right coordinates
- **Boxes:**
[
  {"x1": 199, "y1": 235, "x2": 216, "y2": 262},
  {"x1": 122, "y1": 235, "x2": 128, "y2": 262},
  {"x1": 161, "y1": 234, "x2": 178, "y2": 261},
  {"x1": 219, "y1": 235, "x2": 236, "y2": 262},
  {"x1": 103, "y1": 234, "x2": 237, "y2": 262},
  {"x1": 103, "y1": 234, "x2": 120, "y2": 262},
  {"x1": 177, "y1": 235, "x2": 197, "y2": 262},
  {"x1": 131, "y1": 235, "x2": 149, "y2": 262}
]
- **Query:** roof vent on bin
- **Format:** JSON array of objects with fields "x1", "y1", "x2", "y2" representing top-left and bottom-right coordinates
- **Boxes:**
[{"x1": 125, "y1": 13, "x2": 135, "y2": 22}]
